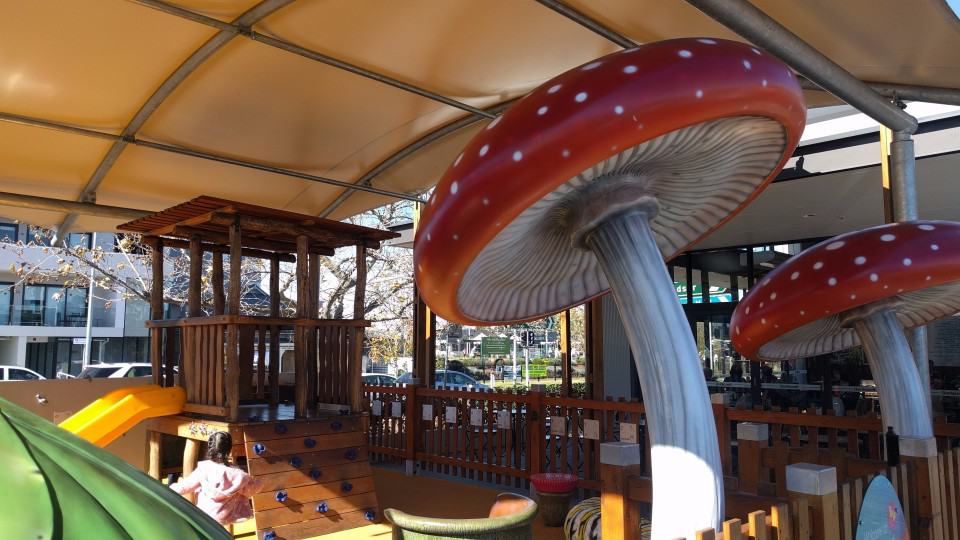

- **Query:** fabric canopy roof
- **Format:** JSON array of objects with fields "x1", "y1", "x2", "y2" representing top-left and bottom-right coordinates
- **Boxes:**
[{"x1": 1, "y1": 0, "x2": 958, "y2": 234}]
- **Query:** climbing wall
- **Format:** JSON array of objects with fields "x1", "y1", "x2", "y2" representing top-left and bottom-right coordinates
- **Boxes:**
[{"x1": 242, "y1": 415, "x2": 379, "y2": 540}]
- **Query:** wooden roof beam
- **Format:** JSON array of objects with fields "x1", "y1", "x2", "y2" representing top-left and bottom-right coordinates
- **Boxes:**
[
  {"x1": 157, "y1": 237, "x2": 296, "y2": 262},
  {"x1": 207, "y1": 212, "x2": 349, "y2": 247}
]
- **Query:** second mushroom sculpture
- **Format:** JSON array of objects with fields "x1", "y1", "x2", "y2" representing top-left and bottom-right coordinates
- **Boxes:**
[
  {"x1": 415, "y1": 39, "x2": 804, "y2": 538},
  {"x1": 732, "y1": 221, "x2": 960, "y2": 447}
]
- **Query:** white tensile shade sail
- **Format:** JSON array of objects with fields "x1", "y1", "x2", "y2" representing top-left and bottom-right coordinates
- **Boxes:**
[{"x1": 1, "y1": 0, "x2": 959, "y2": 232}]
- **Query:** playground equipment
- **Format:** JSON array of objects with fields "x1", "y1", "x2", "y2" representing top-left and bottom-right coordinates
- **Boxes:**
[
  {"x1": 59, "y1": 385, "x2": 185, "y2": 447},
  {"x1": 414, "y1": 38, "x2": 804, "y2": 539},
  {"x1": 0, "y1": 397, "x2": 231, "y2": 540},
  {"x1": 385, "y1": 493, "x2": 538, "y2": 539}
]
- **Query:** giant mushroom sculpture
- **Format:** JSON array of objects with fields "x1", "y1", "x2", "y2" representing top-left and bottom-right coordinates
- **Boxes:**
[
  {"x1": 731, "y1": 221, "x2": 960, "y2": 446},
  {"x1": 415, "y1": 39, "x2": 804, "y2": 538}
]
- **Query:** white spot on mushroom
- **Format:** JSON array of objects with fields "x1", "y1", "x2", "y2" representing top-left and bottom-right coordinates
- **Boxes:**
[
  {"x1": 610, "y1": 145, "x2": 618, "y2": 151},
  {"x1": 813, "y1": 261, "x2": 824, "y2": 270},
  {"x1": 512, "y1": 151, "x2": 523, "y2": 162},
  {"x1": 759, "y1": 302, "x2": 765, "y2": 309},
  {"x1": 487, "y1": 116, "x2": 502, "y2": 130},
  {"x1": 452, "y1": 234, "x2": 459, "y2": 240},
  {"x1": 562, "y1": 149, "x2": 570, "y2": 158},
  {"x1": 762, "y1": 278, "x2": 771, "y2": 287},
  {"x1": 736, "y1": 326, "x2": 740, "y2": 335},
  {"x1": 880, "y1": 234, "x2": 896, "y2": 242},
  {"x1": 903, "y1": 258, "x2": 912, "y2": 266},
  {"x1": 762, "y1": 79, "x2": 768, "y2": 87},
  {"x1": 417, "y1": 264, "x2": 422, "y2": 272},
  {"x1": 761, "y1": 318, "x2": 767, "y2": 325},
  {"x1": 854, "y1": 256, "x2": 866, "y2": 265},
  {"x1": 426, "y1": 233, "x2": 431, "y2": 242},
  {"x1": 752, "y1": 47, "x2": 761, "y2": 55},
  {"x1": 800, "y1": 310, "x2": 805, "y2": 316},
  {"x1": 450, "y1": 181, "x2": 459, "y2": 194},
  {"x1": 454, "y1": 153, "x2": 463, "y2": 167},
  {"x1": 826, "y1": 241, "x2": 845, "y2": 250},
  {"x1": 932, "y1": 244, "x2": 940, "y2": 251},
  {"x1": 918, "y1": 224, "x2": 935, "y2": 231},
  {"x1": 850, "y1": 294, "x2": 857, "y2": 300},
  {"x1": 479, "y1": 144, "x2": 489, "y2": 157},
  {"x1": 745, "y1": 307, "x2": 751, "y2": 315},
  {"x1": 537, "y1": 106, "x2": 548, "y2": 116},
  {"x1": 430, "y1": 194, "x2": 436, "y2": 205},
  {"x1": 548, "y1": 84, "x2": 562, "y2": 94},
  {"x1": 695, "y1": 89, "x2": 704, "y2": 99},
  {"x1": 790, "y1": 271, "x2": 800, "y2": 280},
  {"x1": 582, "y1": 61, "x2": 602, "y2": 71},
  {"x1": 614, "y1": 105, "x2": 624, "y2": 115},
  {"x1": 742, "y1": 59, "x2": 752, "y2": 70},
  {"x1": 897, "y1": 289, "x2": 904, "y2": 293},
  {"x1": 870, "y1": 273, "x2": 879, "y2": 282},
  {"x1": 575, "y1": 92, "x2": 588, "y2": 103},
  {"x1": 926, "y1": 275, "x2": 932, "y2": 281},
  {"x1": 623, "y1": 65, "x2": 638, "y2": 74},
  {"x1": 770, "y1": 292, "x2": 777, "y2": 300},
  {"x1": 678, "y1": 50, "x2": 693, "y2": 58},
  {"x1": 482, "y1": 197, "x2": 489, "y2": 206},
  {"x1": 698, "y1": 38, "x2": 717, "y2": 44},
  {"x1": 828, "y1": 277, "x2": 837, "y2": 286}
]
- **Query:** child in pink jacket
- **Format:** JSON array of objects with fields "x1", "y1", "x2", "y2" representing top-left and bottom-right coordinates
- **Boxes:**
[{"x1": 171, "y1": 431, "x2": 261, "y2": 525}]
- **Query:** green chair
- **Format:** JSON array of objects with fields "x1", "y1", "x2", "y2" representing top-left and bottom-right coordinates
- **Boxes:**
[{"x1": 385, "y1": 492, "x2": 538, "y2": 539}]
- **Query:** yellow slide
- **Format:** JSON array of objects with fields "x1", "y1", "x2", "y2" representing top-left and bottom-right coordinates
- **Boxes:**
[{"x1": 59, "y1": 385, "x2": 186, "y2": 447}]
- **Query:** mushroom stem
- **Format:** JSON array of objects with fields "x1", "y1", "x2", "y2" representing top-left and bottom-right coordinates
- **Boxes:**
[
  {"x1": 586, "y1": 210, "x2": 723, "y2": 539},
  {"x1": 849, "y1": 308, "x2": 933, "y2": 439}
]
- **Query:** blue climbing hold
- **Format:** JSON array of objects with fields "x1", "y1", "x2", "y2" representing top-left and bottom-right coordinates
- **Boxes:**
[
  {"x1": 341, "y1": 481, "x2": 353, "y2": 493},
  {"x1": 330, "y1": 421, "x2": 342, "y2": 431},
  {"x1": 289, "y1": 456, "x2": 302, "y2": 468},
  {"x1": 275, "y1": 490, "x2": 288, "y2": 503},
  {"x1": 344, "y1": 448, "x2": 358, "y2": 460},
  {"x1": 253, "y1": 443, "x2": 266, "y2": 456},
  {"x1": 304, "y1": 437, "x2": 316, "y2": 448},
  {"x1": 310, "y1": 468, "x2": 322, "y2": 480},
  {"x1": 316, "y1": 501, "x2": 329, "y2": 513},
  {"x1": 364, "y1": 509, "x2": 376, "y2": 521},
  {"x1": 264, "y1": 531, "x2": 277, "y2": 540},
  {"x1": 275, "y1": 423, "x2": 288, "y2": 434}
]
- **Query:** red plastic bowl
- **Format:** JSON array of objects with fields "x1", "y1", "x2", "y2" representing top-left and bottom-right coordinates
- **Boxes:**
[{"x1": 530, "y1": 473, "x2": 579, "y2": 494}]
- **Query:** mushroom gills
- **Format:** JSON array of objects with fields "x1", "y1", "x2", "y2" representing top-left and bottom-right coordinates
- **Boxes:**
[{"x1": 457, "y1": 116, "x2": 786, "y2": 323}]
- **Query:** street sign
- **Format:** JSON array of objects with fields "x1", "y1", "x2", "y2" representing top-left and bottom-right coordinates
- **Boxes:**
[{"x1": 481, "y1": 336, "x2": 510, "y2": 356}]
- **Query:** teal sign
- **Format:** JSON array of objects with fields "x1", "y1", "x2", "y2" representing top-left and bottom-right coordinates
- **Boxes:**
[
  {"x1": 480, "y1": 337, "x2": 511, "y2": 356},
  {"x1": 855, "y1": 476, "x2": 908, "y2": 540}
]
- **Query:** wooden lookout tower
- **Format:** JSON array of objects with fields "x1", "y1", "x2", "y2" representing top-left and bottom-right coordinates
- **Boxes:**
[{"x1": 117, "y1": 196, "x2": 399, "y2": 539}]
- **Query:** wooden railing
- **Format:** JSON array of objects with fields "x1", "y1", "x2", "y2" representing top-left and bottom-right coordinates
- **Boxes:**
[{"x1": 147, "y1": 315, "x2": 368, "y2": 420}]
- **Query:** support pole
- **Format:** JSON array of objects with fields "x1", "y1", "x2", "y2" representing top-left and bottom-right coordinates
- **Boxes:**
[
  {"x1": 269, "y1": 256, "x2": 280, "y2": 406},
  {"x1": 148, "y1": 431, "x2": 162, "y2": 480},
  {"x1": 786, "y1": 464, "x2": 840, "y2": 540},
  {"x1": 149, "y1": 237, "x2": 164, "y2": 385},
  {"x1": 307, "y1": 252, "x2": 319, "y2": 408},
  {"x1": 351, "y1": 244, "x2": 367, "y2": 412},
  {"x1": 294, "y1": 235, "x2": 309, "y2": 418},
  {"x1": 188, "y1": 235, "x2": 202, "y2": 317},
  {"x1": 585, "y1": 298, "x2": 604, "y2": 400},
  {"x1": 182, "y1": 439, "x2": 201, "y2": 504},
  {"x1": 226, "y1": 219, "x2": 242, "y2": 421},
  {"x1": 600, "y1": 442, "x2": 644, "y2": 540},
  {"x1": 560, "y1": 309, "x2": 572, "y2": 396},
  {"x1": 211, "y1": 252, "x2": 225, "y2": 315}
]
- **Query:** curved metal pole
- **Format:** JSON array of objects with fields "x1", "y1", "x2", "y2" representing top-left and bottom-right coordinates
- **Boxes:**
[
  {"x1": 799, "y1": 78, "x2": 960, "y2": 107},
  {"x1": 587, "y1": 211, "x2": 723, "y2": 539}
]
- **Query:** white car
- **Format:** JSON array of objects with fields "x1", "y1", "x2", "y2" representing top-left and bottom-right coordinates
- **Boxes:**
[
  {"x1": 0, "y1": 366, "x2": 46, "y2": 381},
  {"x1": 78, "y1": 363, "x2": 153, "y2": 379},
  {"x1": 397, "y1": 370, "x2": 490, "y2": 391}
]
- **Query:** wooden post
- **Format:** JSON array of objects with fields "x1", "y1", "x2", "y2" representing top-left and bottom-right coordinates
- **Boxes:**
[
  {"x1": 148, "y1": 431, "x2": 162, "y2": 480},
  {"x1": 225, "y1": 219, "x2": 242, "y2": 421},
  {"x1": 269, "y1": 256, "x2": 280, "y2": 406},
  {"x1": 712, "y1": 393, "x2": 733, "y2": 477},
  {"x1": 528, "y1": 386, "x2": 544, "y2": 476},
  {"x1": 307, "y1": 252, "x2": 319, "y2": 408},
  {"x1": 212, "y1": 251, "x2": 225, "y2": 315},
  {"x1": 351, "y1": 245, "x2": 367, "y2": 412},
  {"x1": 585, "y1": 298, "x2": 604, "y2": 400},
  {"x1": 786, "y1": 463, "x2": 840, "y2": 540},
  {"x1": 901, "y1": 437, "x2": 944, "y2": 540},
  {"x1": 737, "y1": 422, "x2": 769, "y2": 495},
  {"x1": 560, "y1": 308, "x2": 572, "y2": 397},
  {"x1": 188, "y1": 235, "x2": 202, "y2": 317},
  {"x1": 294, "y1": 234, "x2": 309, "y2": 418},
  {"x1": 600, "y1": 442, "x2": 643, "y2": 540},
  {"x1": 148, "y1": 237, "x2": 164, "y2": 385},
  {"x1": 404, "y1": 383, "x2": 419, "y2": 476}
]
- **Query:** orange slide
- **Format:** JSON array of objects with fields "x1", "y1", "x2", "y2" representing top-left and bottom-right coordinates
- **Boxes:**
[{"x1": 59, "y1": 385, "x2": 186, "y2": 447}]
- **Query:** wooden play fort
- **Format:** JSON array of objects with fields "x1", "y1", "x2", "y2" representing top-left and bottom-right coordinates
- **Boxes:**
[{"x1": 118, "y1": 196, "x2": 398, "y2": 540}]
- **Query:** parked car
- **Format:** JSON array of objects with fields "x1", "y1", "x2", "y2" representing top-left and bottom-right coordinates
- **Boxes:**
[
  {"x1": 362, "y1": 373, "x2": 398, "y2": 385},
  {"x1": 397, "y1": 370, "x2": 490, "y2": 391},
  {"x1": 78, "y1": 363, "x2": 153, "y2": 379},
  {"x1": 0, "y1": 366, "x2": 46, "y2": 381}
]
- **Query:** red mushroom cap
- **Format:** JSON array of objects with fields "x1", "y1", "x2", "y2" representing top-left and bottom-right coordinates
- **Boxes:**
[
  {"x1": 415, "y1": 38, "x2": 805, "y2": 324},
  {"x1": 731, "y1": 221, "x2": 960, "y2": 360}
]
